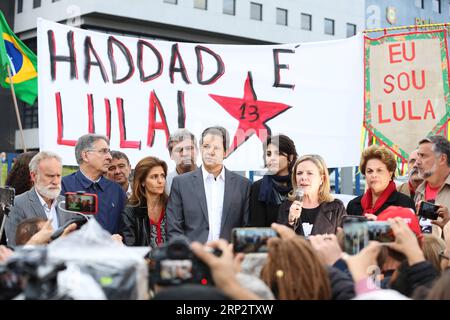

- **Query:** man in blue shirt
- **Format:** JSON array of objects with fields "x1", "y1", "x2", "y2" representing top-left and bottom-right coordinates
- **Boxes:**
[{"x1": 62, "y1": 134, "x2": 127, "y2": 234}]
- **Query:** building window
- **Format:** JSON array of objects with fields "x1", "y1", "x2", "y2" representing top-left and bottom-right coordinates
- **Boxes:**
[
  {"x1": 276, "y1": 8, "x2": 288, "y2": 26},
  {"x1": 250, "y1": 2, "x2": 262, "y2": 21},
  {"x1": 164, "y1": 0, "x2": 177, "y2": 4},
  {"x1": 17, "y1": 0, "x2": 23, "y2": 13},
  {"x1": 21, "y1": 105, "x2": 39, "y2": 129},
  {"x1": 194, "y1": 0, "x2": 207, "y2": 10},
  {"x1": 346, "y1": 23, "x2": 357, "y2": 37},
  {"x1": 52, "y1": 0, "x2": 61, "y2": 2},
  {"x1": 301, "y1": 13, "x2": 312, "y2": 30},
  {"x1": 223, "y1": 0, "x2": 235, "y2": 15},
  {"x1": 33, "y1": 0, "x2": 41, "y2": 8},
  {"x1": 324, "y1": 18, "x2": 335, "y2": 35},
  {"x1": 415, "y1": 0, "x2": 424, "y2": 9},
  {"x1": 433, "y1": 0, "x2": 441, "y2": 13}
]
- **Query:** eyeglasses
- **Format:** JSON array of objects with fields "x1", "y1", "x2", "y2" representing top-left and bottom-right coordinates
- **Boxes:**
[{"x1": 87, "y1": 148, "x2": 111, "y2": 155}]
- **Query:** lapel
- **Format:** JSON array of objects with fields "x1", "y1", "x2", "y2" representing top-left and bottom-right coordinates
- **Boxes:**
[
  {"x1": 28, "y1": 188, "x2": 48, "y2": 219},
  {"x1": 310, "y1": 202, "x2": 334, "y2": 234},
  {"x1": 193, "y1": 168, "x2": 209, "y2": 223},
  {"x1": 221, "y1": 168, "x2": 234, "y2": 230}
]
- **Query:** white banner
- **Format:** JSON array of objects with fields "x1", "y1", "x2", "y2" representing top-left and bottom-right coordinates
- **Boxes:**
[{"x1": 37, "y1": 18, "x2": 364, "y2": 170}]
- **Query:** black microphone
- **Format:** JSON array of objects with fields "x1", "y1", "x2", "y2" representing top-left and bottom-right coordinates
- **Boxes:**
[
  {"x1": 292, "y1": 187, "x2": 304, "y2": 229},
  {"x1": 50, "y1": 215, "x2": 88, "y2": 241}
]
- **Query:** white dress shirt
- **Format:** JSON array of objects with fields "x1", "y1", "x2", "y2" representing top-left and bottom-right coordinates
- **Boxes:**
[
  {"x1": 202, "y1": 165, "x2": 225, "y2": 242},
  {"x1": 35, "y1": 189, "x2": 59, "y2": 230}
]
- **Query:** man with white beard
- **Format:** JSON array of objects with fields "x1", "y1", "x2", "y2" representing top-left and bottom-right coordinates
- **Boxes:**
[{"x1": 5, "y1": 151, "x2": 76, "y2": 246}]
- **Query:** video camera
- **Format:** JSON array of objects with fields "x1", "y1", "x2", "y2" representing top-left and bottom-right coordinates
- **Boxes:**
[
  {"x1": 0, "y1": 246, "x2": 66, "y2": 300},
  {"x1": 148, "y1": 236, "x2": 220, "y2": 288}
]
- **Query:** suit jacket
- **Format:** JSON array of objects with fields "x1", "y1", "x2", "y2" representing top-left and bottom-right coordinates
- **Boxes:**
[
  {"x1": 5, "y1": 187, "x2": 77, "y2": 246},
  {"x1": 166, "y1": 167, "x2": 251, "y2": 243}
]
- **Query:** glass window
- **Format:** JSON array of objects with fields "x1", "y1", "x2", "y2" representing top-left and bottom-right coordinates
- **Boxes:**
[
  {"x1": 33, "y1": 0, "x2": 41, "y2": 8},
  {"x1": 163, "y1": 0, "x2": 177, "y2": 4},
  {"x1": 194, "y1": 0, "x2": 207, "y2": 10},
  {"x1": 415, "y1": 0, "x2": 424, "y2": 8},
  {"x1": 301, "y1": 13, "x2": 312, "y2": 30},
  {"x1": 324, "y1": 18, "x2": 334, "y2": 35},
  {"x1": 276, "y1": 8, "x2": 288, "y2": 26},
  {"x1": 17, "y1": 0, "x2": 23, "y2": 13},
  {"x1": 21, "y1": 104, "x2": 39, "y2": 129},
  {"x1": 52, "y1": 0, "x2": 61, "y2": 2},
  {"x1": 250, "y1": 2, "x2": 263, "y2": 21},
  {"x1": 223, "y1": 0, "x2": 235, "y2": 15},
  {"x1": 433, "y1": 0, "x2": 441, "y2": 13},
  {"x1": 346, "y1": 23, "x2": 357, "y2": 37}
]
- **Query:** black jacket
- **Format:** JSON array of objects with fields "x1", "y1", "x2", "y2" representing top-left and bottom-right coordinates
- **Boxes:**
[
  {"x1": 327, "y1": 266, "x2": 355, "y2": 300},
  {"x1": 249, "y1": 179, "x2": 290, "y2": 227},
  {"x1": 390, "y1": 260, "x2": 439, "y2": 297},
  {"x1": 120, "y1": 205, "x2": 166, "y2": 247},
  {"x1": 346, "y1": 190, "x2": 415, "y2": 216},
  {"x1": 277, "y1": 198, "x2": 347, "y2": 235}
]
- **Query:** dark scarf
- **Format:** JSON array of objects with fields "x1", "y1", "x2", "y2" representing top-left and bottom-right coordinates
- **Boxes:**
[
  {"x1": 361, "y1": 180, "x2": 397, "y2": 215},
  {"x1": 258, "y1": 174, "x2": 292, "y2": 205}
]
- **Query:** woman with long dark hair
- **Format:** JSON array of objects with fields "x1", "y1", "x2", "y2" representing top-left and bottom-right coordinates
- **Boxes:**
[
  {"x1": 249, "y1": 134, "x2": 298, "y2": 227},
  {"x1": 120, "y1": 156, "x2": 168, "y2": 248}
]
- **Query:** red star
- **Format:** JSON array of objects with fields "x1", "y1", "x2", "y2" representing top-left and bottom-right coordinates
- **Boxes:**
[{"x1": 209, "y1": 72, "x2": 291, "y2": 156}]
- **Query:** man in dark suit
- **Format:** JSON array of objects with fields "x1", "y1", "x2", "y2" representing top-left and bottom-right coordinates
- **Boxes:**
[
  {"x1": 167, "y1": 126, "x2": 251, "y2": 243},
  {"x1": 5, "y1": 151, "x2": 76, "y2": 246}
]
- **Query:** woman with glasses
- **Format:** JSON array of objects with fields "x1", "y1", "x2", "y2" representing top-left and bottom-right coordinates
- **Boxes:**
[
  {"x1": 120, "y1": 156, "x2": 168, "y2": 248},
  {"x1": 277, "y1": 154, "x2": 347, "y2": 236},
  {"x1": 249, "y1": 134, "x2": 298, "y2": 227}
]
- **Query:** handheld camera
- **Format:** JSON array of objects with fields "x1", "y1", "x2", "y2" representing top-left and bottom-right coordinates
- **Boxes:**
[
  {"x1": 231, "y1": 227, "x2": 278, "y2": 253},
  {"x1": 148, "y1": 237, "x2": 220, "y2": 287},
  {"x1": 65, "y1": 192, "x2": 98, "y2": 214},
  {"x1": 418, "y1": 201, "x2": 439, "y2": 220}
]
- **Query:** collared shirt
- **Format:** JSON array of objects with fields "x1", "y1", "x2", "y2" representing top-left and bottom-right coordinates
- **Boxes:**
[
  {"x1": 202, "y1": 165, "x2": 225, "y2": 242},
  {"x1": 35, "y1": 189, "x2": 59, "y2": 230},
  {"x1": 62, "y1": 170, "x2": 127, "y2": 234}
]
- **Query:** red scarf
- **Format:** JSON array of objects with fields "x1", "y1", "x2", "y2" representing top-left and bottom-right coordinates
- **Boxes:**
[{"x1": 361, "y1": 180, "x2": 397, "y2": 215}]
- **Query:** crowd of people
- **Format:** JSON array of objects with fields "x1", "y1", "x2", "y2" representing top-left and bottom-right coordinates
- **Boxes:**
[{"x1": 0, "y1": 127, "x2": 450, "y2": 300}]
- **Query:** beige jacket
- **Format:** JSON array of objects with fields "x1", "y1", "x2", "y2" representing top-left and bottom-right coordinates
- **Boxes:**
[
  {"x1": 414, "y1": 173, "x2": 450, "y2": 238},
  {"x1": 397, "y1": 182, "x2": 412, "y2": 198}
]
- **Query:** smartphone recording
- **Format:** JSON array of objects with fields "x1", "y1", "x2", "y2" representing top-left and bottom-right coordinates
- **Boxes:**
[
  {"x1": 367, "y1": 221, "x2": 395, "y2": 243},
  {"x1": 418, "y1": 201, "x2": 439, "y2": 220},
  {"x1": 65, "y1": 192, "x2": 98, "y2": 214},
  {"x1": 231, "y1": 227, "x2": 278, "y2": 253}
]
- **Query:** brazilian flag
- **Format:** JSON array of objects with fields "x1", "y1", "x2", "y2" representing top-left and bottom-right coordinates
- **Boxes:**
[{"x1": 0, "y1": 11, "x2": 37, "y2": 105}]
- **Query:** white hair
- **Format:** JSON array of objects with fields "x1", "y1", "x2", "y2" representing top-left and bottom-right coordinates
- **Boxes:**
[{"x1": 29, "y1": 151, "x2": 62, "y2": 173}]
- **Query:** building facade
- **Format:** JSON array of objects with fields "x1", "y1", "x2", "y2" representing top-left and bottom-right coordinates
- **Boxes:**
[{"x1": 366, "y1": 0, "x2": 450, "y2": 31}]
